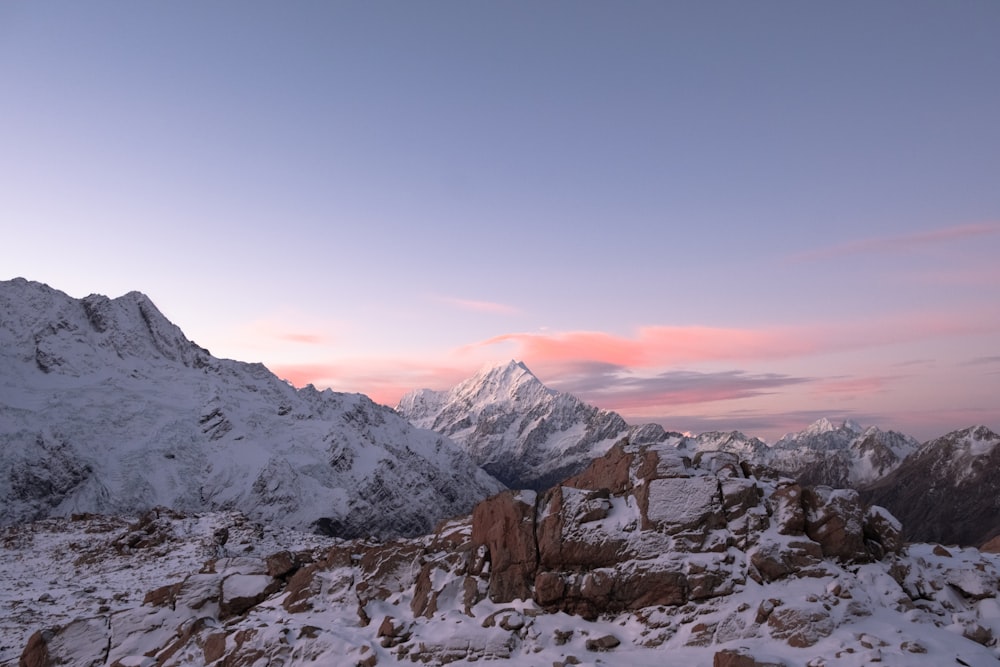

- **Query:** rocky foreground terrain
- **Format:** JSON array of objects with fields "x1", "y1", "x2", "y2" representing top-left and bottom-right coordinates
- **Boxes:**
[{"x1": 5, "y1": 437, "x2": 999, "y2": 667}]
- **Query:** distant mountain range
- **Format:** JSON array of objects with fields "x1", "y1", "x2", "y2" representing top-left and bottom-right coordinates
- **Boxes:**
[
  {"x1": 0, "y1": 278, "x2": 503, "y2": 538},
  {"x1": 3, "y1": 278, "x2": 997, "y2": 549},
  {"x1": 400, "y1": 362, "x2": 999, "y2": 547}
]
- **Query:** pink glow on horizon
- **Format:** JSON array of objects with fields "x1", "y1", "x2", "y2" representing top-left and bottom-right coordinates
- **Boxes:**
[
  {"x1": 265, "y1": 309, "x2": 1000, "y2": 438},
  {"x1": 269, "y1": 361, "x2": 478, "y2": 407}
]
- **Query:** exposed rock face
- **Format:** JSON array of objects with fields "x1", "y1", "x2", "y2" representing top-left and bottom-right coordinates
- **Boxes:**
[
  {"x1": 397, "y1": 360, "x2": 679, "y2": 489},
  {"x1": 471, "y1": 438, "x2": 900, "y2": 620},
  {"x1": 0, "y1": 278, "x2": 504, "y2": 538},
  {"x1": 861, "y1": 425, "x2": 1000, "y2": 546}
]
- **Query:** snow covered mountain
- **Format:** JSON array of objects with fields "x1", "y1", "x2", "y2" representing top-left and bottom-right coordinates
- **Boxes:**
[
  {"x1": 0, "y1": 278, "x2": 503, "y2": 538},
  {"x1": 765, "y1": 418, "x2": 920, "y2": 488},
  {"x1": 397, "y1": 360, "x2": 677, "y2": 489},
  {"x1": 862, "y1": 425, "x2": 1000, "y2": 547}
]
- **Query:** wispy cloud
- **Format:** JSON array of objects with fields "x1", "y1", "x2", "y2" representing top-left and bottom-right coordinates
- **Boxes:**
[
  {"x1": 548, "y1": 366, "x2": 812, "y2": 410},
  {"x1": 790, "y1": 221, "x2": 1000, "y2": 262},
  {"x1": 434, "y1": 295, "x2": 521, "y2": 315},
  {"x1": 964, "y1": 355, "x2": 1000, "y2": 366},
  {"x1": 276, "y1": 332, "x2": 327, "y2": 344},
  {"x1": 811, "y1": 375, "x2": 898, "y2": 396}
]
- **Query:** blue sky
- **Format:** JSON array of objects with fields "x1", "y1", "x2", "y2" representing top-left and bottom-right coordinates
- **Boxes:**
[{"x1": 2, "y1": 1, "x2": 999, "y2": 441}]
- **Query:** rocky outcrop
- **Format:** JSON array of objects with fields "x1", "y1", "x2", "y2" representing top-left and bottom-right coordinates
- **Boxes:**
[{"x1": 472, "y1": 438, "x2": 901, "y2": 621}]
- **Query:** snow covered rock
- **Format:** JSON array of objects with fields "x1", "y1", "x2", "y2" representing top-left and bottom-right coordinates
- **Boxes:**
[
  {"x1": 0, "y1": 278, "x2": 504, "y2": 538},
  {"x1": 8, "y1": 486, "x2": 1000, "y2": 667},
  {"x1": 471, "y1": 437, "x2": 904, "y2": 624}
]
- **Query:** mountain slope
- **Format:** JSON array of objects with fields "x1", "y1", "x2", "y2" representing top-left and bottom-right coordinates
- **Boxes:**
[
  {"x1": 861, "y1": 425, "x2": 1000, "y2": 547},
  {"x1": 766, "y1": 418, "x2": 920, "y2": 488},
  {"x1": 397, "y1": 361, "x2": 678, "y2": 489},
  {"x1": 0, "y1": 278, "x2": 504, "y2": 538}
]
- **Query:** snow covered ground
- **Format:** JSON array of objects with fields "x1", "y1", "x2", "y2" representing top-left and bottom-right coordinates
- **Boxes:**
[{"x1": 3, "y1": 510, "x2": 998, "y2": 666}]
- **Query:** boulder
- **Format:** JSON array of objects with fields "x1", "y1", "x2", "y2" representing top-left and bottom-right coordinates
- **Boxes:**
[
  {"x1": 802, "y1": 487, "x2": 869, "y2": 562},
  {"x1": 471, "y1": 490, "x2": 539, "y2": 602}
]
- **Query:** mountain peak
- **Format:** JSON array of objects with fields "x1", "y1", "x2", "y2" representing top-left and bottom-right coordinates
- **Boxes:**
[
  {"x1": 397, "y1": 361, "x2": 632, "y2": 489},
  {"x1": 475, "y1": 359, "x2": 534, "y2": 380},
  {"x1": 800, "y1": 417, "x2": 863, "y2": 437},
  {"x1": 459, "y1": 360, "x2": 548, "y2": 400}
]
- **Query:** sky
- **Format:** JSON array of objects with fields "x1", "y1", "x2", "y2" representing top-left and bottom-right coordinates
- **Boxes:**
[{"x1": 2, "y1": 1, "x2": 999, "y2": 442}]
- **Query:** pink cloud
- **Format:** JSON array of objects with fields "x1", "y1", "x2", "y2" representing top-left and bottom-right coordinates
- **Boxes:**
[
  {"x1": 791, "y1": 221, "x2": 1000, "y2": 262},
  {"x1": 477, "y1": 312, "x2": 1000, "y2": 372},
  {"x1": 435, "y1": 296, "x2": 521, "y2": 315},
  {"x1": 276, "y1": 332, "x2": 327, "y2": 344}
]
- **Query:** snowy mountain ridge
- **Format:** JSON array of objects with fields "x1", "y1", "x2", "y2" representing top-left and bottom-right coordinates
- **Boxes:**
[{"x1": 0, "y1": 278, "x2": 504, "y2": 538}]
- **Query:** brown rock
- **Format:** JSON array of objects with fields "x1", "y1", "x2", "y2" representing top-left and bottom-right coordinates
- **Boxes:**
[
  {"x1": 143, "y1": 581, "x2": 182, "y2": 608},
  {"x1": 980, "y1": 534, "x2": 1000, "y2": 553},
  {"x1": 963, "y1": 623, "x2": 993, "y2": 646},
  {"x1": 802, "y1": 487, "x2": 869, "y2": 562},
  {"x1": 203, "y1": 632, "x2": 228, "y2": 664},
  {"x1": 563, "y1": 440, "x2": 633, "y2": 494},
  {"x1": 720, "y1": 477, "x2": 760, "y2": 520},
  {"x1": 863, "y1": 507, "x2": 904, "y2": 558},
  {"x1": 767, "y1": 606, "x2": 834, "y2": 647},
  {"x1": 537, "y1": 486, "x2": 628, "y2": 570},
  {"x1": 355, "y1": 541, "x2": 424, "y2": 605},
  {"x1": 265, "y1": 550, "x2": 296, "y2": 578},
  {"x1": 19, "y1": 630, "x2": 50, "y2": 667},
  {"x1": 611, "y1": 566, "x2": 688, "y2": 610},
  {"x1": 219, "y1": 573, "x2": 280, "y2": 618},
  {"x1": 585, "y1": 634, "x2": 620, "y2": 651},
  {"x1": 769, "y1": 484, "x2": 806, "y2": 535},
  {"x1": 462, "y1": 576, "x2": 481, "y2": 615},
  {"x1": 685, "y1": 621, "x2": 717, "y2": 646},
  {"x1": 411, "y1": 563, "x2": 437, "y2": 618},
  {"x1": 471, "y1": 490, "x2": 539, "y2": 602},
  {"x1": 534, "y1": 572, "x2": 566, "y2": 606},
  {"x1": 713, "y1": 649, "x2": 756, "y2": 667}
]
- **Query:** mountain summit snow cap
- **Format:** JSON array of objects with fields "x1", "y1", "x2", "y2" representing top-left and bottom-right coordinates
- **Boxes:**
[{"x1": 801, "y1": 417, "x2": 864, "y2": 437}]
